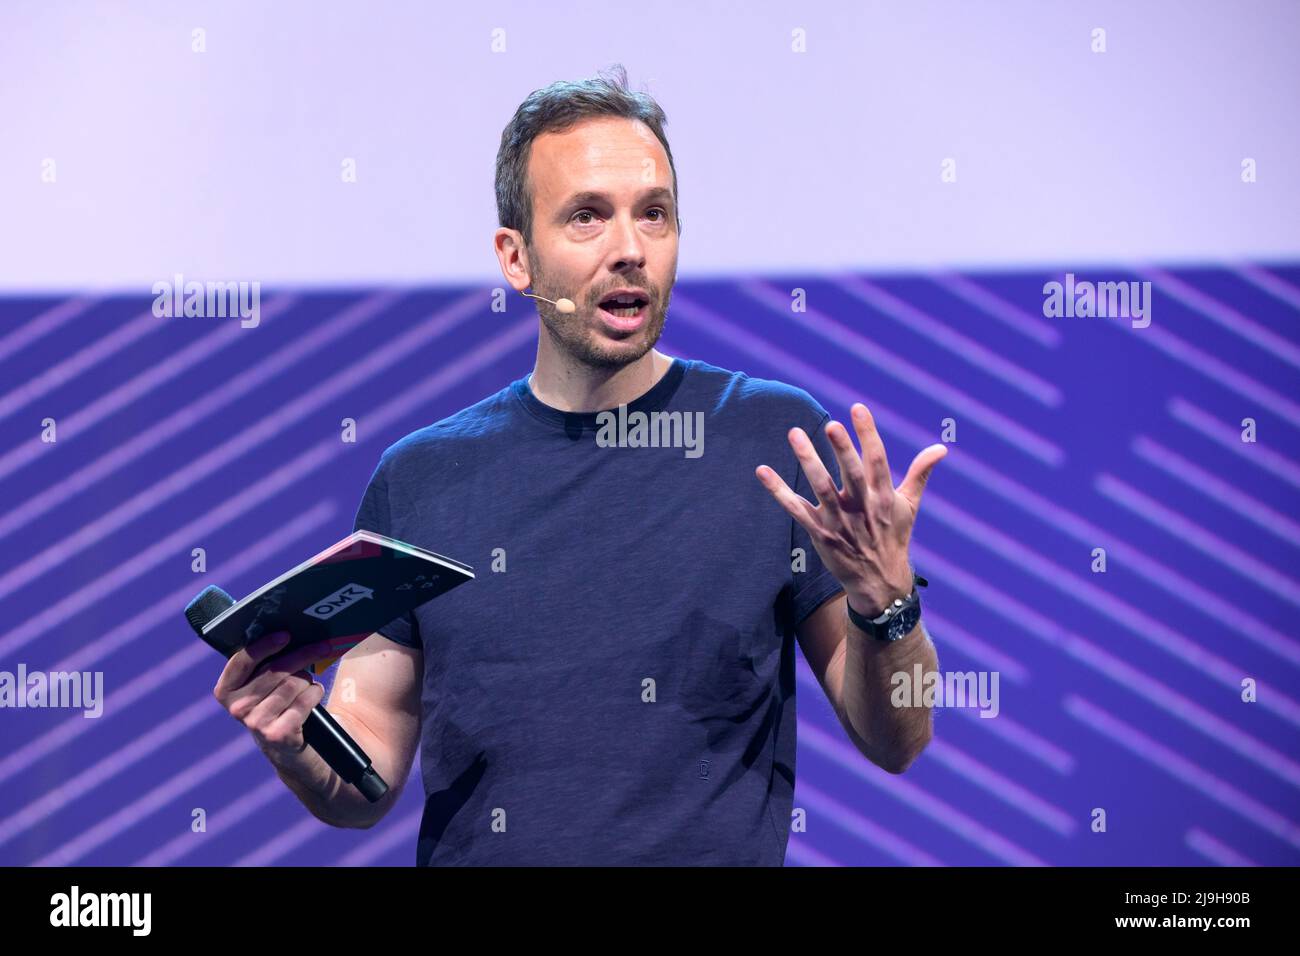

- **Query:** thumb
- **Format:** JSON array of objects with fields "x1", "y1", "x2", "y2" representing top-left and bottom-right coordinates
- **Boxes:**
[{"x1": 899, "y1": 443, "x2": 947, "y2": 511}]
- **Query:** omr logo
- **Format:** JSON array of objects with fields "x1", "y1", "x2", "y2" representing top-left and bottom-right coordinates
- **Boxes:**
[{"x1": 303, "y1": 583, "x2": 374, "y2": 620}]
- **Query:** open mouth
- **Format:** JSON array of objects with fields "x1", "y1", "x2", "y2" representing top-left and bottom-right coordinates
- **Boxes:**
[{"x1": 598, "y1": 293, "x2": 649, "y2": 319}]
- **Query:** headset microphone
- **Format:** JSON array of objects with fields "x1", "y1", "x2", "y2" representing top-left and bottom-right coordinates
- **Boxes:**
[{"x1": 521, "y1": 290, "x2": 576, "y2": 313}]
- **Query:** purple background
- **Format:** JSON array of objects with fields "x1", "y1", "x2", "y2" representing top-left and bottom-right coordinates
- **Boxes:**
[{"x1": 0, "y1": 1, "x2": 1297, "y2": 866}]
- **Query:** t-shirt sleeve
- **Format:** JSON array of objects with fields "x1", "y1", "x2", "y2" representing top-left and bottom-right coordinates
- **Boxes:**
[
  {"x1": 353, "y1": 454, "x2": 423, "y2": 649},
  {"x1": 788, "y1": 409, "x2": 847, "y2": 630}
]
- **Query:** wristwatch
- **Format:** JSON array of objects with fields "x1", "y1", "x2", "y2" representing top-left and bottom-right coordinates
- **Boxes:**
[{"x1": 846, "y1": 570, "x2": 928, "y2": 642}]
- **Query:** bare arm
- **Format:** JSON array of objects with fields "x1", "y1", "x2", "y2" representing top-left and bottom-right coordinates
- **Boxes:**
[
  {"x1": 797, "y1": 592, "x2": 938, "y2": 773},
  {"x1": 276, "y1": 633, "x2": 422, "y2": 828}
]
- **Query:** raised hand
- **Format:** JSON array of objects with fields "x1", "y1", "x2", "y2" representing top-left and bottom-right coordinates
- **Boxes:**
[{"x1": 756, "y1": 403, "x2": 946, "y2": 614}]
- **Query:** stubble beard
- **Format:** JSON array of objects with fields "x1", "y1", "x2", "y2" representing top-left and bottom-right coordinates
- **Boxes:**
[{"x1": 530, "y1": 255, "x2": 672, "y2": 371}]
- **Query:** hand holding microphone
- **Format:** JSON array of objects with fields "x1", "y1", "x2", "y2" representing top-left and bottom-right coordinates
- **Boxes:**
[
  {"x1": 186, "y1": 585, "x2": 389, "y2": 803},
  {"x1": 212, "y1": 630, "x2": 330, "y2": 762}
]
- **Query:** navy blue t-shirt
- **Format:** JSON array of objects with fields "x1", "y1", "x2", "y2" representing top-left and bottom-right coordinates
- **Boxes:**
[{"x1": 351, "y1": 356, "x2": 845, "y2": 865}]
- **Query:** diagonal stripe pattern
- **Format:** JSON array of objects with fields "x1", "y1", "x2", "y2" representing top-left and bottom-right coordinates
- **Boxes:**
[{"x1": 0, "y1": 266, "x2": 1296, "y2": 867}]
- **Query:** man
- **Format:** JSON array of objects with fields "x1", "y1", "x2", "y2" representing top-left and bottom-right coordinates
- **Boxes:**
[{"x1": 215, "y1": 64, "x2": 944, "y2": 866}]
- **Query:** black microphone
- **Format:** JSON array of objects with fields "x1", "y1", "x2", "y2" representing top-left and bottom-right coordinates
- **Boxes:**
[{"x1": 184, "y1": 585, "x2": 389, "y2": 803}]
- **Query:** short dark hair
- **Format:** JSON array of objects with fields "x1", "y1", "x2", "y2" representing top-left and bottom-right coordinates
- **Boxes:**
[{"x1": 495, "y1": 63, "x2": 681, "y2": 248}]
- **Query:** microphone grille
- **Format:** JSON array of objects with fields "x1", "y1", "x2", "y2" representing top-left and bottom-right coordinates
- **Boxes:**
[{"x1": 184, "y1": 585, "x2": 235, "y2": 633}]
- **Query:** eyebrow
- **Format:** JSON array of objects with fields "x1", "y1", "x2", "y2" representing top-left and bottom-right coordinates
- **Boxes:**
[{"x1": 558, "y1": 186, "x2": 675, "y2": 215}]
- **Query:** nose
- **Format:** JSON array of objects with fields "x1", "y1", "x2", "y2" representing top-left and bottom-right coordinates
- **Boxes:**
[{"x1": 607, "y1": 211, "x2": 647, "y2": 272}]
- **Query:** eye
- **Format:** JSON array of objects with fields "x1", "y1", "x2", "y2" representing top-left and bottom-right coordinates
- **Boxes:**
[
  {"x1": 571, "y1": 209, "x2": 599, "y2": 225},
  {"x1": 646, "y1": 207, "x2": 666, "y2": 222}
]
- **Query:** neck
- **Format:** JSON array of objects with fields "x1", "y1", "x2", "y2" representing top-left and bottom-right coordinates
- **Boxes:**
[{"x1": 528, "y1": 346, "x2": 673, "y2": 412}]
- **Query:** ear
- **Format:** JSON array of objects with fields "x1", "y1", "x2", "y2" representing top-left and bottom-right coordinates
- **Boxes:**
[{"x1": 493, "y1": 227, "x2": 531, "y2": 292}]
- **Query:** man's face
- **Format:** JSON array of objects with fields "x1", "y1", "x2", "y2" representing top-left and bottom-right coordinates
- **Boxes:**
[{"x1": 519, "y1": 116, "x2": 679, "y2": 369}]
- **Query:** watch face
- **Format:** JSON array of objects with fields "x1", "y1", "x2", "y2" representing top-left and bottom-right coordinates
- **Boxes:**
[{"x1": 889, "y1": 605, "x2": 920, "y2": 641}]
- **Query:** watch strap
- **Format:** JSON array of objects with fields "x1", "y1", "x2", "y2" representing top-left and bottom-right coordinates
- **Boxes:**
[{"x1": 846, "y1": 571, "x2": 927, "y2": 640}]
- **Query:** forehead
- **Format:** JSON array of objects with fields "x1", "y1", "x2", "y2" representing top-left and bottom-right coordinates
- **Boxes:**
[{"x1": 527, "y1": 116, "x2": 672, "y2": 209}]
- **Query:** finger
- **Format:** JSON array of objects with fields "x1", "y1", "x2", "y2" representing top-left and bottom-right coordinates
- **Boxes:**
[
  {"x1": 244, "y1": 668, "x2": 317, "y2": 730},
  {"x1": 265, "y1": 680, "x2": 327, "y2": 743},
  {"x1": 250, "y1": 638, "x2": 334, "y2": 680},
  {"x1": 898, "y1": 443, "x2": 948, "y2": 511},
  {"x1": 215, "y1": 630, "x2": 291, "y2": 699},
  {"x1": 243, "y1": 640, "x2": 334, "y2": 698},
  {"x1": 788, "y1": 426, "x2": 842, "y2": 516},
  {"x1": 755, "y1": 464, "x2": 821, "y2": 533},
  {"x1": 824, "y1": 419, "x2": 870, "y2": 510},
  {"x1": 850, "y1": 404, "x2": 893, "y2": 498}
]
